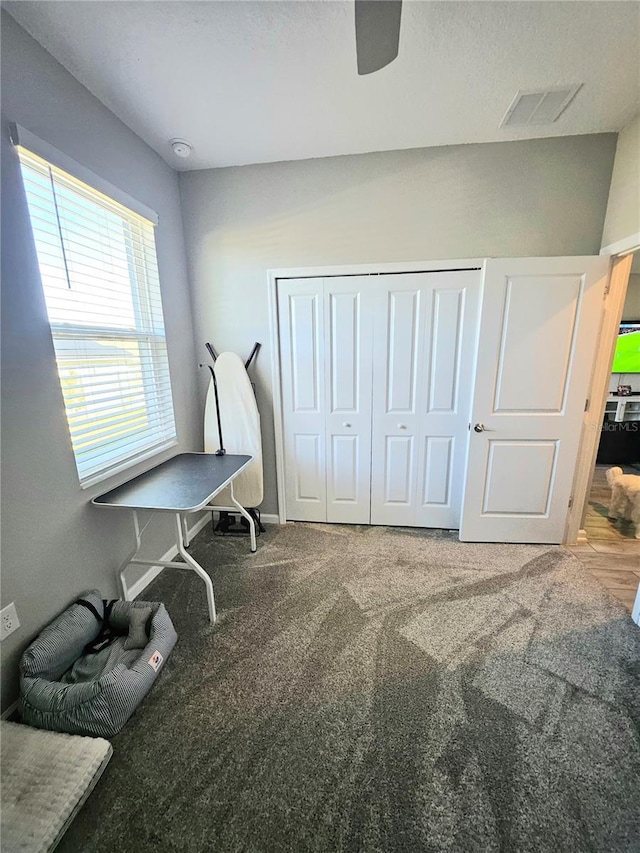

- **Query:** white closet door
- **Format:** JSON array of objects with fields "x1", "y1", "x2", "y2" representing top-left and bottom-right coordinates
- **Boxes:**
[
  {"x1": 370, "y1": 271, "x2": 480, "y2": 528},
  {"x1": 370, "y1": 276, "x2": 424, "y2": 526},
  {"x1": 325, "y1": 277, "x2": 374, "y2": 524},
  {"x1": 279, "y1": 269, "x2": 480, "y2": 528},
  {"x1": 460, "y1": 257, "x2": 609, "y2": 543},
  {"x1": 415, "y1": 271, "x2": 479, "y2": 528},
  {"x1": 278, "y1": 279, "x2": 327, "y2": 522}
]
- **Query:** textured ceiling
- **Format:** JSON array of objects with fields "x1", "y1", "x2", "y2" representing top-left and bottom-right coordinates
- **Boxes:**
[{"x1": 4, "y1": 1, "x2": 640, "y2": 170}]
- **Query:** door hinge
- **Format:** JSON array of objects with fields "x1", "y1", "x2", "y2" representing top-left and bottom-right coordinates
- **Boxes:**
[
  {"x1": 584, "y1": 398, "x2": 590, "y2": 412},
  {"x1": 568, "y1": 496, "x2": 574, "y2": 508},
  {"x1": 604, "y1": 278, "x2": 611, "y2": 297}
]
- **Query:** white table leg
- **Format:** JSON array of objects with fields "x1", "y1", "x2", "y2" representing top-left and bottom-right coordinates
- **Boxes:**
[
  {"x1": 117, "y1": 510, "x2": 142, "y2": 601},
  {"x1": 229, "y1": 481, "x2": 257, "y2": 553},
  {"x1": 182, "y1": 513, "x2": 190, "y2": 547},
  {"x1": 174, "y1": 513, "x2": 217, "y2": 623}
]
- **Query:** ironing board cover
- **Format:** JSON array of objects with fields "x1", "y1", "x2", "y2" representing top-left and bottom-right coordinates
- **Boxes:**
[{"x1": 205, "y1": 351, "x2": 264, "y2": 508}]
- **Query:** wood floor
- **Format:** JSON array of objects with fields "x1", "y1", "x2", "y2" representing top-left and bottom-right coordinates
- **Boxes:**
[{"x1": 568, "y1": 465, "x2": 640, "y2": 613}]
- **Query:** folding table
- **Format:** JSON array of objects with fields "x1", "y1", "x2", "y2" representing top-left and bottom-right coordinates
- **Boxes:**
[{"x1": 93, "y1": 453, "x2": 254, "y2": 623}]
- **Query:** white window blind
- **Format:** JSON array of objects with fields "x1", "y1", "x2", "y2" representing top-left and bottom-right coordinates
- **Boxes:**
[{"x1": 17, "y1": 148, "x2": 177, "y2": 487}]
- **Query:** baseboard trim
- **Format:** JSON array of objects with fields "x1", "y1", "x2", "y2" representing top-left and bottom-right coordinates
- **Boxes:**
[
  {"x1": 1, "y1": 699, "x2": 20, "y2": 721},
  {"x1": 127, "y1": 514, "x2": 211, "y2": 600}
]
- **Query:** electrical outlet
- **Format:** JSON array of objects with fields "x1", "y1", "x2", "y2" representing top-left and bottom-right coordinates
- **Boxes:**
[{"x1": 0, "y1": 603, "x2": 20, "y2": 641}]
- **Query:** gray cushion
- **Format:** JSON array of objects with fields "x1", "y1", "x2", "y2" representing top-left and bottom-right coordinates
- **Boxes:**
[
  {"x1": 20, "y1": 591, "x2": 105, "y2": 682},
  {"x1": 123, "y1": 607, "x2": 152, "y2": 650}
]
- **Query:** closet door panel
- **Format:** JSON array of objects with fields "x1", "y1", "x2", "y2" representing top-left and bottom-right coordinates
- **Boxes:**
[
  {"x1": 383, "y1": 435, "x2": 414, "y2": 504},
  {"x1": 325, "y1": 278, "x2": 373, "y2": 524},
  {"x1": 422, "y1": 435, "x2": 454, "y2": 506},
  {"x1": 278, "y1": 279, "x2": 327, "y2": 521},
  {"x1": 415, "y1": 272, "x2": 480, "y2": 528},
  {"x1": 386, "y1": 290, "x2": 420, "y2": 413},
  {"x1": 371, "y1": 277, "x2": 423, "y2": 526}
]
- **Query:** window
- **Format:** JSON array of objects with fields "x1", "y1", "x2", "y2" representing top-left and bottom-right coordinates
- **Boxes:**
[{"x1": 17, "y1": 147, "x2": 177, "y2": 487}]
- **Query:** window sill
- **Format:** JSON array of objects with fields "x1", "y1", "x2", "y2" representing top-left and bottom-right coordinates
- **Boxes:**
[{"x1": 80, "y1": 439, "x2": 179, "y2": 491}]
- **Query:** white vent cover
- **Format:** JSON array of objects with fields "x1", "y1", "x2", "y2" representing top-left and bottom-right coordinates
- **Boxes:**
[{"x1": 500, "y1": 84, "x2": 582, "y2": 127}]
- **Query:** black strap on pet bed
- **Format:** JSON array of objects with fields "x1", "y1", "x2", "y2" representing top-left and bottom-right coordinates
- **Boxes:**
[{"x1": 76, "y1": 598, "x2": 120, "y2": 654}]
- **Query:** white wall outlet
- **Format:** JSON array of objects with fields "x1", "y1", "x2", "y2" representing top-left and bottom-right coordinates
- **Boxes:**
[{"x1": 0, "y1": 602, "x2": 20, "y2": 641}]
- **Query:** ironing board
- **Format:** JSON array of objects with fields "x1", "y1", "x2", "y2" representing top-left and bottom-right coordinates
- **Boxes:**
[
  {"x1": 205, "y1": 351, "x2": 264, "y2": 523},
  {"x1": 93, "y1": 453, "x2": 253, "y2": 623}
]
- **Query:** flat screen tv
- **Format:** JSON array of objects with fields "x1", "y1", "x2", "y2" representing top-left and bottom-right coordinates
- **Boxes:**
[{"x1": 611, "y1": 321, "x2": 640, "y2": 374}]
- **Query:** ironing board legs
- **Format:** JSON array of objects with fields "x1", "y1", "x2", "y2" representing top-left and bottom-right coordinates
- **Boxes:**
[{"x1": 229, "y1": 481, "x2": 257, "y2": 553}]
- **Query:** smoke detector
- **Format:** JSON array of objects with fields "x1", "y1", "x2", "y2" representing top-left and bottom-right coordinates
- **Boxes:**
[
  {"x1": 500, "y1": 84, "x2": 582, "y2": 127},
  {"x1": 170, "y1": 138, "x2": 192, "y2": 158}
]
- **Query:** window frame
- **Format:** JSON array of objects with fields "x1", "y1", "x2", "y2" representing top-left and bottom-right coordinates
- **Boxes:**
[{"x1": 13, "y1": 125, "x2": 178, "y2": 489}]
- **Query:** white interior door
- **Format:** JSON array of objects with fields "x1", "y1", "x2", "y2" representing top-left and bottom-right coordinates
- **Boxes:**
[
  {"x1": 370, "y1": 271, "x2": 480, "y2": 527},
  {"x1": 278, "y1": 278, "x2": 327, "y2": 521},
  {"x1": 460, "y1": 257, "x2": 609, "y2": 543},
  {"x1": 325, "y1": 277, "x2": 373, "y2": 524}
]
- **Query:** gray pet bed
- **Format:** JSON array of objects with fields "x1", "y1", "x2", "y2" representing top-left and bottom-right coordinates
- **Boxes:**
[{"x1": 20, "y1": 590, "x2": 177, "y2": 737}]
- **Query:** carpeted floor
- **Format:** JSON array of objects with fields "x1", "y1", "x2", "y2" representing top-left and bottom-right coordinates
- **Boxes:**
[{"x1": 59, "y1": 523, "x2": 640, "y2": 853}]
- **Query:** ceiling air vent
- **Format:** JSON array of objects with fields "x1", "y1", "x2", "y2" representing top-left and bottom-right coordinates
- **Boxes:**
[{"x1": 500, "y1": 84, "x2": 582, "y2": 127}]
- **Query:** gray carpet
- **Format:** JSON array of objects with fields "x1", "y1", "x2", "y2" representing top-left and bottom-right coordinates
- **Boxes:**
[{"x1": 58, "y1": 523, "x2": 640, "y2": 853}]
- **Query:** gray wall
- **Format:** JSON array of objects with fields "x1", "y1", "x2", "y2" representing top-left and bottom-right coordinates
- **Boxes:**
[
  {"x1": 179, "y1": 133, "x2": 617, "y2": 516},
  {"x1": 601, "y1": 113, "x2": 640, "y2": 250},
  {"x1": 1, "y1": 13, "x2": 200, "y2": 709}
]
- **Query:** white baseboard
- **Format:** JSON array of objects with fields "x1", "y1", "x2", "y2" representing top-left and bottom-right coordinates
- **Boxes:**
[
  {"x1": 127, "y1": 514, "x2": 211, "y2": 600},
  {"x1": 1, "y1": 699, "x2": 20, "y2": 720}
]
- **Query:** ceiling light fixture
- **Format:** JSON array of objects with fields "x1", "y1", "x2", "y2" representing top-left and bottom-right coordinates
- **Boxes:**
[{"x1": 170, "y1": 138, "x2": 192, "y2": 158}]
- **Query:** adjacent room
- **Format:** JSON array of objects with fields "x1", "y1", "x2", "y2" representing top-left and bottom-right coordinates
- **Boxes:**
[{"x1": 1, "y1": 2, "x2": 639, "y2": 851}]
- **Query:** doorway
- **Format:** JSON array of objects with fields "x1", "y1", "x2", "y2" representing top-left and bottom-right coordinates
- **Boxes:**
[{"x1": 568, "y1": 248, "x2": 640, "y2": 613}]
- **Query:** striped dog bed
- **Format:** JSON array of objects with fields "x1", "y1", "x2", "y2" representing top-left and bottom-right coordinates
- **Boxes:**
[{"x1": 20, "y1": 590, "x2": 177, "y2": 737}]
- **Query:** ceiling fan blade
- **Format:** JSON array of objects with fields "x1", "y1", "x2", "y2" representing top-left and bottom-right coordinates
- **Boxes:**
[{"x1": 355, "y1": 0, "x2": 402, "y2": 75}]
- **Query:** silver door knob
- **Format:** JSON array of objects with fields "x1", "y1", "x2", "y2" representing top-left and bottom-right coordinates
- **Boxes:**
[
  {"x1": 474, "y1": 423, "x2": 485, "y2": 433},
  {"x1": 343, "y1": 422, "x2": 351, "y2": 428}
]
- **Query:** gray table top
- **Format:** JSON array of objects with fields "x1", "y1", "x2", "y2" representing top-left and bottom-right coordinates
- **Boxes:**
[{"x1": 92, "y1": 453, "x2": 253, "y2": 512}]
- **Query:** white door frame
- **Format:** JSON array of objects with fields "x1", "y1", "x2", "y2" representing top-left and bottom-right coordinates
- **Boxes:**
[
  {"x1": 565, "y1": 234, "x2": 639, "y2": 543},
  {"x1": 267, "y1": 259, "x2": 484, "y2": 524}
]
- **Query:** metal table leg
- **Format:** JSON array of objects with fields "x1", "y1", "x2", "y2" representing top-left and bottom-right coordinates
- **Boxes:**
[
  {"x1": 116, "y1": 510, "x2": 217, "y2": 624},
  {"x1": 182, "y1": 514, "x2": 191, "y2": 547},
  {"x1": 174, "y1": 512, "x2": 217, "y2": 623},
  {"x1": 229, "y1": 481, "x2": 257, "y2": 553},
  {"x1": 117, "y1": 510, "x2": 142, "y2": 601}
]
